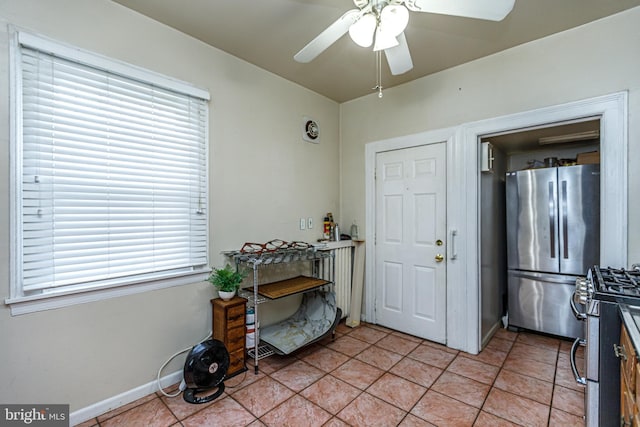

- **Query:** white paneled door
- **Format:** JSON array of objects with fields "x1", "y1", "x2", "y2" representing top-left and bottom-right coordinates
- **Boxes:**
[{"x1": 374, "y1": 143, "x2": 447, "y2": 343}]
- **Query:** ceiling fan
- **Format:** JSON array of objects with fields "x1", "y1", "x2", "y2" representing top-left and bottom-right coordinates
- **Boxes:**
[{"x1": 294, "y1": 0, "x2": 516, "y2": 76}]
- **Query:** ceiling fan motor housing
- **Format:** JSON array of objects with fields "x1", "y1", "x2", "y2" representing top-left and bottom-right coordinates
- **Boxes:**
[{"x1": 295, "y1": 0, "x2": 516, "y2": 71}]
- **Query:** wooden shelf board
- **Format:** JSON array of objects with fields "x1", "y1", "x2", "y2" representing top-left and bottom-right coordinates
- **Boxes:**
[{"x1": 257, "y1": 275, "x2": 330, "y2": 299}]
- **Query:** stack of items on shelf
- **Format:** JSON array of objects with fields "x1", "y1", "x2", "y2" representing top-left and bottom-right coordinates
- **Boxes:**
[{"x1": 245, "y1": 306, "x2": 256, "y2": 349}]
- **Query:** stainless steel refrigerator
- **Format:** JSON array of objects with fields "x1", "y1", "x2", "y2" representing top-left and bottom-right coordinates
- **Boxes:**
[{"x1": 506, "y1": 164, "x2": 600, "y2": 338}]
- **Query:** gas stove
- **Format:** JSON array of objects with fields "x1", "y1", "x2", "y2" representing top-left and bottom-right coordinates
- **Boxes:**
[
  {"x1": 575, "y1": 265, "x2": 640, "y2": 305},
  {"x1": 571, "y1": 264, "x2": 640, "y2": 427},
  {"x1": 595, "y1": 265, "x2": 640, "y2": 296}
]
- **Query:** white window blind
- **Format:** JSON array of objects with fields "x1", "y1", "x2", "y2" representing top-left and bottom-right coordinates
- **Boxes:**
[{"x1": 18, "y1": 41, "x2": 209, "y2": 296}]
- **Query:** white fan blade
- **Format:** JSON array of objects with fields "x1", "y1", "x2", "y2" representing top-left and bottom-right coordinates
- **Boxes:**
[
  {"x1": 405, "y1": 0, "x2": 515, "y2": 21},
  {"x1": 384, "y1": 32, "x2": 413, "y2": 75},
  {"x1": 294, "y1": 9, "x2": 363, "y2": 63}
]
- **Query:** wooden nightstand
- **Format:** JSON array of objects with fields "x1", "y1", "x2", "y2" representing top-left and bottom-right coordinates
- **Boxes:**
[{"x1": 211, "y1": 296, "x2": 247, "y2": 378}]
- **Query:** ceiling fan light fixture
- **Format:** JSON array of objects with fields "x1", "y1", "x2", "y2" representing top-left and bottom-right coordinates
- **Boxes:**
[
  {"x1": 379, "y1": 4, "x2": 409, "y2": 37},
  {"x1": 348, "y1": 13, "x2": 377, "y2": 47},
  {"x1": 373, "y1": 26, "x2": 399, "y2": 51}
]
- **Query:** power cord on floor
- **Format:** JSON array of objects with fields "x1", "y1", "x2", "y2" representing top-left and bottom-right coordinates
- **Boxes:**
[
  {"x1": 222, "y1": 354, "x2": 250, "y2": 389},
  {"x1": 156, "y1": 331, "x2": 213, "y2": 398}
]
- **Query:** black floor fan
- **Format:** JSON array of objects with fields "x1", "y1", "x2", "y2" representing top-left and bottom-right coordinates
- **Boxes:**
[{"x1": 182, "y1": 339, "x2": 230, "y2": 404}]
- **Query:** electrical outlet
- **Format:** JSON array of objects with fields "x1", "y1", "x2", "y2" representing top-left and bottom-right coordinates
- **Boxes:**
[
  {"x1": 299, "y1": 218, "x2": 306, "y2": 230},
  {"x1": 307, "y1": 217, "x2": 313, "y2": 229}
]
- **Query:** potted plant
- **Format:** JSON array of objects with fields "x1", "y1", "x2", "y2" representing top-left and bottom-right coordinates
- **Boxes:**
[{"x1": 208, "y1": 264, "x2": 246, "y2": 301}]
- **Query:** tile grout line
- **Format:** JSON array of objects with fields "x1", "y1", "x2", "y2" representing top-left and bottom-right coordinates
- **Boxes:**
[
  {"x1": 546, "y1": 340, "x2": 561, "y2": 427},
  {"x1": 255, "y1": 327, "x2": 377, "y2": 426},
  {"x1": 473, "y1": 330, "x2": 527, "y2": 426},
  {"x1": 325, "y1": 325, "x2": 448, "y2": 425},
  {"x1": 380, "y1": 328, "x2": 550, "y2": 425},
  {"x1": 309, "y1": 325, "x2": 408, "y2": 425},
  {"x1": 324, "y1": 325, "x2": 483, "y2": 425},
  {"x1": 321, "y1": 327, "x2": 389, "y2": 426},
  {"x1": 87, "y1": 323, "x2": 585, "y2": 426}
]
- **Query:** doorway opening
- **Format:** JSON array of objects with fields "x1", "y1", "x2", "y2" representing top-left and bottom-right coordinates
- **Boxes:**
[
  {"x1": 478, "y1": 118, "x2": 601, "y2": 347},
  {"x1": 457, "y1": 92, "x2": 628, "y2": 355},
  {"x1": 364, "y1": 92, "x2": 627, "y2": 355},
  {"x1": 451, "y1": 91, "x2": 627, "y2": 355}
]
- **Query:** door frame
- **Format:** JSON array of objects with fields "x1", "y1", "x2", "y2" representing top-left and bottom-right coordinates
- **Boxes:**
[
  {"x1": 364, "y1": 127, "x2": 456, "y2": 340},
  {"x1": 364, "y1": 91, "x2": 627, "y2": 354},
  {"x1": 463, "y1": 91, "x2": 627, "y2": 353}
]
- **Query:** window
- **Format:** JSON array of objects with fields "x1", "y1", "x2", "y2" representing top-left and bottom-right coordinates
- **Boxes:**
[{"x1": 8, "y1": 32, "x2": 210, "y2": 314}]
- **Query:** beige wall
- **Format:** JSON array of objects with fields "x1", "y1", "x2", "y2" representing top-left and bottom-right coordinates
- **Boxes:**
[
  {"x1": 2, "y1": 0, "x2": 639, "y2": 418},
  {"x1": 0, "y1": 0, "x2": 340, "y2": 412},
  {"x1": 340, "y1": 6, "x2": 640, "y2": 264}
]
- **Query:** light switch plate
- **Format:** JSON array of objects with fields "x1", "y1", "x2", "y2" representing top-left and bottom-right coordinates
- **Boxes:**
[
  {"x1": 307, "y1": 217, "x2": 313, "y2": 229},
  {"x1": 299, "y1": 218, "x2": 306, "y2": 230}
]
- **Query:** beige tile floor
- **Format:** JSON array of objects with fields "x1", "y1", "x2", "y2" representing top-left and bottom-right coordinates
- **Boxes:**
[{"x1": 77, "y1": 322, "x2": 585, "y2": 427}]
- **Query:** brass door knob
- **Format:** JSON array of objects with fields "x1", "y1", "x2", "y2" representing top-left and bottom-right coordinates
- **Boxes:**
[{"x1": 435, "y1": 254, "x2": 444, "y2": 262}]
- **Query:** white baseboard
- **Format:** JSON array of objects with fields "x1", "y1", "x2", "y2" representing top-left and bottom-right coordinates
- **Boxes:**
[{"x1": 69, "y1": 370, "x2": 183, "y2": 426}]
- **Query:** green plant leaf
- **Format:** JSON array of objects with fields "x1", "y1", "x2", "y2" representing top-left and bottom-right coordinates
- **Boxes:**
[{"x1": 208, "y1": 264, "x2": 247, "y2": 292}]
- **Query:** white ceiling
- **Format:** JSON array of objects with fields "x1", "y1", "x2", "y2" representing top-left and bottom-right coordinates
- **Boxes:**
[{"x1": 113, "y1": 0, "x2": 640, "y2": 103}]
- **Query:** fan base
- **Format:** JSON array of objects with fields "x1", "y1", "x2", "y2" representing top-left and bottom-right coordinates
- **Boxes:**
[{"x1": 183, "y1": 383, "x2": 225, "y2": 404}]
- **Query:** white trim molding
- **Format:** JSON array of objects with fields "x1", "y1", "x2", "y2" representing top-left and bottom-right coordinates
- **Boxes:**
[
  {"x1": 5, "y1": 271, "x2": 209, "y2": 316},
  {"x1": 70, "y1": 370, "x2": 183, "y2": 426},
  {"x1": 364, "y1": 127, "x2": 457, "y2": 333},
  {"x1": 364, "y1": 92, "x2": 627, "y2": 355},
  {"x1": 459, "y1": 91, "x2": 628, "y2": 354},
  {"x1": 7, "y1": 28, "x2": 212, "y2": 315}
]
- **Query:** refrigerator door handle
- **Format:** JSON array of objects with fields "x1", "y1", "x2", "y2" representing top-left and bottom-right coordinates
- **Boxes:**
[
  {"x1": 548, "y1": 181, "x2": 556, "y2": 259},
  {"x1": 561, "y1": 180, "x2": 569, "y2": 259}
]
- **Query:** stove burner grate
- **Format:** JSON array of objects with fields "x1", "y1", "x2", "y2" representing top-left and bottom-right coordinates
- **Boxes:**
[{"x1": 595, "y1": 266, "x2": 640, "y2": 295}]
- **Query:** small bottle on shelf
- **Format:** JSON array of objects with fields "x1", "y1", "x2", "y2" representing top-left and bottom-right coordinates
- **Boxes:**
[{"x1": 323, "y1": 216, "x2": 331, "y2": 239}]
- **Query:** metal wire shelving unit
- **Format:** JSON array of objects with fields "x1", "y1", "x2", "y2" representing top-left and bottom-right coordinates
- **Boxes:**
[{"x1": 224, "y1": 244, "x2": 335, "y2": 374}]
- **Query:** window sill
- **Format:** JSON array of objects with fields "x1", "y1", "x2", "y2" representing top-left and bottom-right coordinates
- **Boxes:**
[{"x1": 5, "y1": 270, "x2": 210, "y2": 316}]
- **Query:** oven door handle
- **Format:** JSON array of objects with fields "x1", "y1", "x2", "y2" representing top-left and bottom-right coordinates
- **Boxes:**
[
  {"x1": 570, "y1": 290, "x2": 587, "y2": 321},
  {"x1": 570, "y1": 337, "x2": 587, "y2": 386}
]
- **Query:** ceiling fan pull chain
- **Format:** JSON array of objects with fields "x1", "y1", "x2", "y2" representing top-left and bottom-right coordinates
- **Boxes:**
[{"x1": 373, "y1": 50, "x2": 383, "y2": 98}]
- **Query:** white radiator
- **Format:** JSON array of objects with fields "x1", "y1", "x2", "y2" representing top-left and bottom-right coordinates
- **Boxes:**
[{"x1": 321, "y1": 241, "x2": 353, "y2": 319}]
